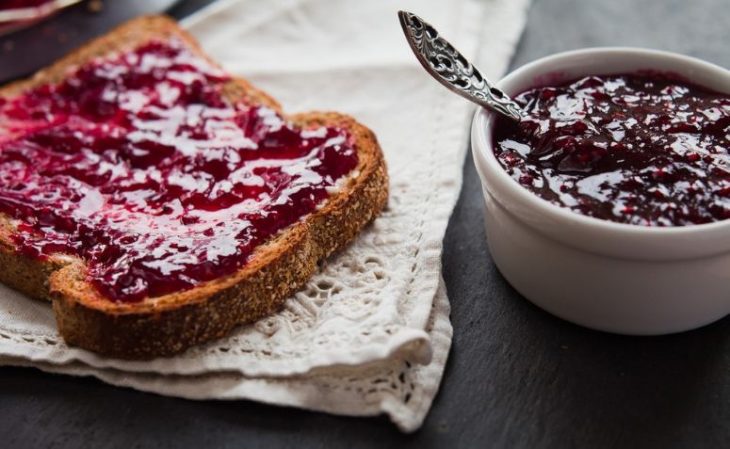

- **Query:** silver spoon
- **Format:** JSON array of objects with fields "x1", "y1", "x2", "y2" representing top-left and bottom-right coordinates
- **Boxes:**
[{"x1": 398, "y1": 10, "x2": 525, "y2": 122}]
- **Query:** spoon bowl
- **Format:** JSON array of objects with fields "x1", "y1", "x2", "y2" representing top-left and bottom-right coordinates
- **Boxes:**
[
  {"x1": 398, "y1": 10, "x2": 525, "y2": 122},
  {"x1": 472, "y1": 47, "x2": 730, "y2": 335}
]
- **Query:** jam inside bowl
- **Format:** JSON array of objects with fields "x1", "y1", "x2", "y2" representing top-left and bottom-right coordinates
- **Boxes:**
[
  {"x1": 493, "y1": 73, "x2": 730, "y2": 227},
  {"x1": 471, "y1": 48, "x2": 730, "y2": 335}
]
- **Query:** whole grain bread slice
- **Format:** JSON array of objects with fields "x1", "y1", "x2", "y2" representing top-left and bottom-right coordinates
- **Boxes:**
[{"x1": 0, "y1": 16, "x2": 388, "y2": 358}]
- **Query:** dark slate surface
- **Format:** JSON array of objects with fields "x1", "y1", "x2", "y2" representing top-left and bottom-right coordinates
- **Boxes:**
[{"x1": 1, "y1": 0, "x2": 729, "y2": 448}]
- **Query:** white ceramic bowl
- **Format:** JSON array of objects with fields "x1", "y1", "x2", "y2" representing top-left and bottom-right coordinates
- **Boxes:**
[{"x1": 471, "y1": 48, "x2": 730, "y2": 335}]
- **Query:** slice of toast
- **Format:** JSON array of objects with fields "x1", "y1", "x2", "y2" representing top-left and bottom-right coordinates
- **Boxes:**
[{"x1": 0, "y1": 16, "x2": 388, "y2": 358}]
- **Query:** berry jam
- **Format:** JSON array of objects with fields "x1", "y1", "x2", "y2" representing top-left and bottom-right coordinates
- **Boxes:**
[
  {"x1": 493, "y1": 74, "x2": 730, "y2": 226},
  {"x1": 0, "y1": 40, "x2": 358, "y2": 302}
]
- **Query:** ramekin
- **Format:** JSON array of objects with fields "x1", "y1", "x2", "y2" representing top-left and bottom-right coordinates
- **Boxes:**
[{"x1": 471, "y1": 48, "x2": 730, "y2": 335}]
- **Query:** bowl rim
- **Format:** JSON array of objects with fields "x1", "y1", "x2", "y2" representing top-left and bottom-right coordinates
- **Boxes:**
[{"x1": 472, "y1": 46, "x2": 730, "y2": 239}]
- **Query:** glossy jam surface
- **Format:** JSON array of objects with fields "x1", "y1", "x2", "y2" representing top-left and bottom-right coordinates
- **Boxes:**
[
  {"x1": 0, "y1": 41, "x2": 357, "y2": 302},
  {"x1": 493, "y1": 74, "x2": 730, "y2": 226}
]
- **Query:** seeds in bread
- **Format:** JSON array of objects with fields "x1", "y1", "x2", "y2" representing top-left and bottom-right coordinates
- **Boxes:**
[{"x1": 0, "y1": 16, "x2": 389, "y2": 358}]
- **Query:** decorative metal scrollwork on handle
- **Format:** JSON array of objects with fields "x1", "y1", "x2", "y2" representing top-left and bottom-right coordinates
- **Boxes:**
[{"x1": 398, "y1": 11, "x2": 524, "y2": 122}]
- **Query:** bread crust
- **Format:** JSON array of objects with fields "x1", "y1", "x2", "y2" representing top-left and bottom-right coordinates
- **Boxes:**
[{"x1": 0, "y1": 16, "x2": 388, "y2": 358}]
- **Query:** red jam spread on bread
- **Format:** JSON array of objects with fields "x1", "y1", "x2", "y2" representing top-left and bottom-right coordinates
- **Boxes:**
[
  {"x1": 0, "y1": 40, "x2": 358, "y2": 302},
  {"x1": 493, "y1": 74, "x2": 730, "y2": 226}
]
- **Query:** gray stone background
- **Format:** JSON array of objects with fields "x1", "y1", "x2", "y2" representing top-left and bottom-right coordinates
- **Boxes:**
[{"x1": 1, "y1": 0, "x2": 728, "y2": 448}]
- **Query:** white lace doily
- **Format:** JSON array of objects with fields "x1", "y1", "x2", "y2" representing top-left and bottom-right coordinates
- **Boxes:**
[{"x1": 0, "y1": 0, "x2": 531, "y2": 431}]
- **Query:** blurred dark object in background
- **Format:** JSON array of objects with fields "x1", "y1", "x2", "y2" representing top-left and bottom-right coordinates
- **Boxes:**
[
  {"x1": 0, "y1": 0, "x2": 85, "y2": 37},
  {"x1": 0, "y1": 0, "x2": 181, "y2": 83}
]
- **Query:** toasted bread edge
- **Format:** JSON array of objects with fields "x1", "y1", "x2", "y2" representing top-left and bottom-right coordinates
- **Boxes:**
[{"x1": 0, "y1": 16, "x2": 389, "y2": 358}]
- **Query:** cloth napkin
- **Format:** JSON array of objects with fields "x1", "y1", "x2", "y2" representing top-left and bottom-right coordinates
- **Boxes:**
[{"x1": 0, "y1": 0, "x2": 530, "y2": 432}]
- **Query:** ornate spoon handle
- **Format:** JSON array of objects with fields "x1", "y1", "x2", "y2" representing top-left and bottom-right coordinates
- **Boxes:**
[{"x1": 398, "y1": 10, "x2": 524, "y2": 122}]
